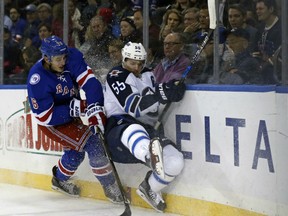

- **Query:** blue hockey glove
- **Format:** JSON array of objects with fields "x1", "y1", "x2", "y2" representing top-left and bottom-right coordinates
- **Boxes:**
[
  {"x1": 69, "y1": 98, "x2": 87, "y2": 117},
  {"x1": 155, "y1": 79, "x2": 186, "y2": 104},
  {"x1": 85, "y1": 103, "x2": 106, "y2": 134}
]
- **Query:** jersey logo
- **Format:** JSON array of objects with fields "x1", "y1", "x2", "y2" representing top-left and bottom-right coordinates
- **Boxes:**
[
  {"x1": 57, "y1": 75, "x2": 67, "y2": 82},
  {"x1": 29, "y1": 73, "x2": 40, "y2": 85},
  {"x1": 109, "y1": 70, "x2": 123, "y2": 77}
]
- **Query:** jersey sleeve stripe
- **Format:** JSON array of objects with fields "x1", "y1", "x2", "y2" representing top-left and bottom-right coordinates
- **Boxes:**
[
  {"x1": 77, "y1": 67, "x2": 94, "y2": 88},
  {"x1": 35, "y1": 104, "x2": 54, "y2": 125},
  {"x1": 124, "y1": 94, "x2": 141, "y2": 117}
]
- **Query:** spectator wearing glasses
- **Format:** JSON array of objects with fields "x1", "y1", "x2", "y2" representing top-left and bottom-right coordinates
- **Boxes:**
[{"x1": 153, "y1": 32, "x2": 191, "y2": 83}]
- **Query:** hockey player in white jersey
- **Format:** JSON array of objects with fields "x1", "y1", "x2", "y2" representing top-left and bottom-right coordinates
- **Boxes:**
[{"x1": 104, "y1": 42, "x2": 186, "y2": 212}]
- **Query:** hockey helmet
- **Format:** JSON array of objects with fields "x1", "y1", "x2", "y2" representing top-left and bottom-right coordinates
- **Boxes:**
[
  {"x1": 121, "y1": 42, "x2": 147, "y2": 64},
  {"x1": 40, "y1": 35, "x2": 68, "y2": 61}
]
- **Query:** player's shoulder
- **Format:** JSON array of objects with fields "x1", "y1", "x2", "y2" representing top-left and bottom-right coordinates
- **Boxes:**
[
  {"x1": 27, "y1": 60, "x2": 49, "y2": 94},
  {"x1": 27, "y1": 60, "x2": 45, "y2": 85},
  {"x1": 67, "y1": 47, "x2": 84, "y2": 61},
  {"x1": 106, "y1": 66, "x2": 129, "y2": 83}
]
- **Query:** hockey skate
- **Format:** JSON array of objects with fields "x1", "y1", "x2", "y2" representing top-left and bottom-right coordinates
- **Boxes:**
[
  {"x1": 148, "y1": 137, "x2": 165, "y2": 179},
  {"x1": 104, "y1": 182, "x2": 124, "y2": 204},
  {"x1": 136, "y1": 171, "x2": 167, "y2": 213},
  {"x1": 51, "y1": 166, "x2": 80, "y2": 197}
]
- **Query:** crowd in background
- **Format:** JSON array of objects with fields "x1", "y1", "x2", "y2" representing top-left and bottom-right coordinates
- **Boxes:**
[{"x1": 3, "y1": 0, "x2": 282, "y2": 85}]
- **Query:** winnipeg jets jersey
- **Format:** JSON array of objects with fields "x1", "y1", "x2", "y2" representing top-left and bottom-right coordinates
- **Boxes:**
[
  {"x1": 27, "y1": 48, "x2": 103, "y2": 126},
  {"x1": 104, "y1": 65, "x2": 159, "y2": 125}
]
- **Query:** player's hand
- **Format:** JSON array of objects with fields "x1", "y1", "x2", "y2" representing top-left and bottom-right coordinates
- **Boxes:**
[
  {"x1": 70, "y1": 98, "x2": 87, "y2": 117},
  {"x1": 85, "y1": 103, "x2": 106, "y2": 134},
  {"x1": 155, "y1": 79, "x2": 186, "y2": 104}
]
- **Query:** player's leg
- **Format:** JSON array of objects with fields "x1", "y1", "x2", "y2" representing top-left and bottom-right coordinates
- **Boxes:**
[
  {"x1": 84, "y1": 134, "x2": 123, "y2": 204},
  {"x1": 38, "y1": 120, "x2": 92, "y2": 197},
  {"x1": 137, "y1": 142, "x2": 184, "y2": 213},
  {"x1": 52, "y1": 149, "x2": 85, "y2": 197}
]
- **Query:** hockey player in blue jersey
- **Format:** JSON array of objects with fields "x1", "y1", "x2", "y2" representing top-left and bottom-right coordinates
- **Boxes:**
[
  {"x1": 104, "y1": 42, "x2": 186, "y2": 212},
  {"x1": 27, "y1": 35, "x2": 122, "y2": 203}
]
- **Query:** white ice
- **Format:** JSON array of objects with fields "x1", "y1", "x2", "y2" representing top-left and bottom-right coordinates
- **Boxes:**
[{"x1": 0, "y1": 183, "x2": 180, "y2": 216}]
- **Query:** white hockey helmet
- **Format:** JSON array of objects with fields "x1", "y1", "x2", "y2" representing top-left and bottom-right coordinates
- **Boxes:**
[{"x1": 121, "y1": 41, "x2": 147, "y2": 65}]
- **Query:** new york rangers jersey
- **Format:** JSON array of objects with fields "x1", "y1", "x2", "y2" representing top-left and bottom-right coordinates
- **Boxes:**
[
  {"x1": 27, "y1": 48, "x2": 103, "y2": 126},
  {"x1": 104, "y1": 65, "x2": 160, "y2": 126}
]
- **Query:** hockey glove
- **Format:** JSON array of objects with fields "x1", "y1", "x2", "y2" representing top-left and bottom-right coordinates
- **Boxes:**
[
  {"x1": 69, "y1": 98, "x2": 87, "y2": 117},
  {"x1": 155, "y1": 79, "x2": 186, "y2": 104},
  {"x1": 85, "y1": 103, "x2": 107, "y2": 134}
]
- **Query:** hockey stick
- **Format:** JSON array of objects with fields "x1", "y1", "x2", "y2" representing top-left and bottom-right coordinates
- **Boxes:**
[
  {"x1": 154, "y1": 0, "x2": 217, "y2": 131},
  {"x1": 97, "y1": 129, "x2": 131, "y2": 216}
]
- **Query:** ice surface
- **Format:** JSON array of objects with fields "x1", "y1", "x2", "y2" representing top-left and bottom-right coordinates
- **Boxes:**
[{"x1": 0, "y1": 183, "x2": 180, "y2": 216}]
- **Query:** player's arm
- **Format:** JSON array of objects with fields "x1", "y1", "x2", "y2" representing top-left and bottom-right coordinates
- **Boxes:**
[
  {"x1": 124, "y1": 80, "x2": 186, "y2": 117},
  {"x1": 28, "y1": 82, "x2": 72, "y2": 126},
  {"x1": 68, "y1": 48, "x2": 106, "y2": 133}
]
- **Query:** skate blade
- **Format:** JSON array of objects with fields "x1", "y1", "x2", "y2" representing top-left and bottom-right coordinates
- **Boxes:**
[
  {"x1": 150, "y1": 139, "x2": 165, "y2": 179},
  {"x1": 51, "y1": 185, "x2": 80, "y2": 198},
  {"x1": 136, "y1": 189, "x2": 164, "y2": 213}
]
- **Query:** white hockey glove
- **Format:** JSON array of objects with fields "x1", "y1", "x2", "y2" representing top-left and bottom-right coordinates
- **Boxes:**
[
  {"x1": 85, "y1": 103, "x2": 106, "y2": 134},
  {"x1": 69, "y1": 98, "x2": 87, "y2": 117}
]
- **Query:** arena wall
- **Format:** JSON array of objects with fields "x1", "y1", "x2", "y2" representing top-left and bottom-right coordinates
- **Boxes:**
[{"x1": 0, "y1": 84, "x2": 287, "y2": 216}]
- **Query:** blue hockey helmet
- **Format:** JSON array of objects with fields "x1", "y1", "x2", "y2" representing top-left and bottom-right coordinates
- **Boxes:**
[{"x1": 40, "y1": 35, "x2": 68, "y2": 61}]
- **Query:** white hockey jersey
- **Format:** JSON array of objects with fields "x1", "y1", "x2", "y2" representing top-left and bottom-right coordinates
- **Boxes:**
[{"x1": 104, "y1": 65, "x2": 160, "y2": 126}]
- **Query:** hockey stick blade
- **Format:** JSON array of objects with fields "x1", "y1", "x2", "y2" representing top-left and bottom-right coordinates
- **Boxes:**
[
  {"x1": 208, "y1": 0, "x2": 217, "y2": 30},
  {"x1": 97, "y1": 129, "x2": 132, "y2": 216}
]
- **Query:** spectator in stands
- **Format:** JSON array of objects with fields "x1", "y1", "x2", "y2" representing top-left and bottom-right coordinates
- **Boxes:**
[
  {"x1": 159, "y1": 9, "x2": 184, "y2": 42},
  {"x1": 3, "y1": 26, "x2": 24, "y2": 84},
  {"x1": 253, "y1": 0, "x2": 281, "y2": 84},
  {"x1": 22, "y1": 4, "x2": 41, "y2": 50},
  {"x1": 183, "y1": 7, "x2": 200, "y2": 35},
  {"x1": 133, "y1": 9, "x2": 160, "y2": 42},
  {"x1": 81, "y1": 15, "x2": 115, "y2": 84},
  {"x1": 109, "y1": 0, "x2": 134, "y2": 38},
  {"x1": 19, "y1": 46, "x2": 42, "y2": 84},
  {"x1": 108, "y1": 39, "x2": 124, "y2": 68},
  {"x1": 182, "y1": 7, "x2": 200, "y2": 57},
  {"x1": 194, "y1": 4, "x2": 226, "y2": 44},
  {"x1": 219, "y1": 28, "x2": 262, "y2": 84},
  {"x1": 4, "y1": 15, "x2": 13, "y2": 30},
  {"x1": 153, "y1": 32, "x2": 191, "y2": 83},
  {"x1": 119, "y1": 17, "x2": 142, "y2": 44},
  {"x1": 37, "y1": 3, "x2": 53, "y2": 25},
  {"x1": 33, "y1": 22, "x2": 53, "y2": 49},
  {"x1": 194, "y1": 40, "x2": 235, "y2": 84},
  {"x1": 228, "y1": 4, "x2": 258, "y2": 52},
  {"x1": 9, "y1": 7, "x2": 28, "y2": 43}
]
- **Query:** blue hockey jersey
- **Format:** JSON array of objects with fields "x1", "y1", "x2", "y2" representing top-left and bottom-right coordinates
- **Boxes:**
[{"x1": 27, "y1": 48, "x2": 103, "y2": 126}]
